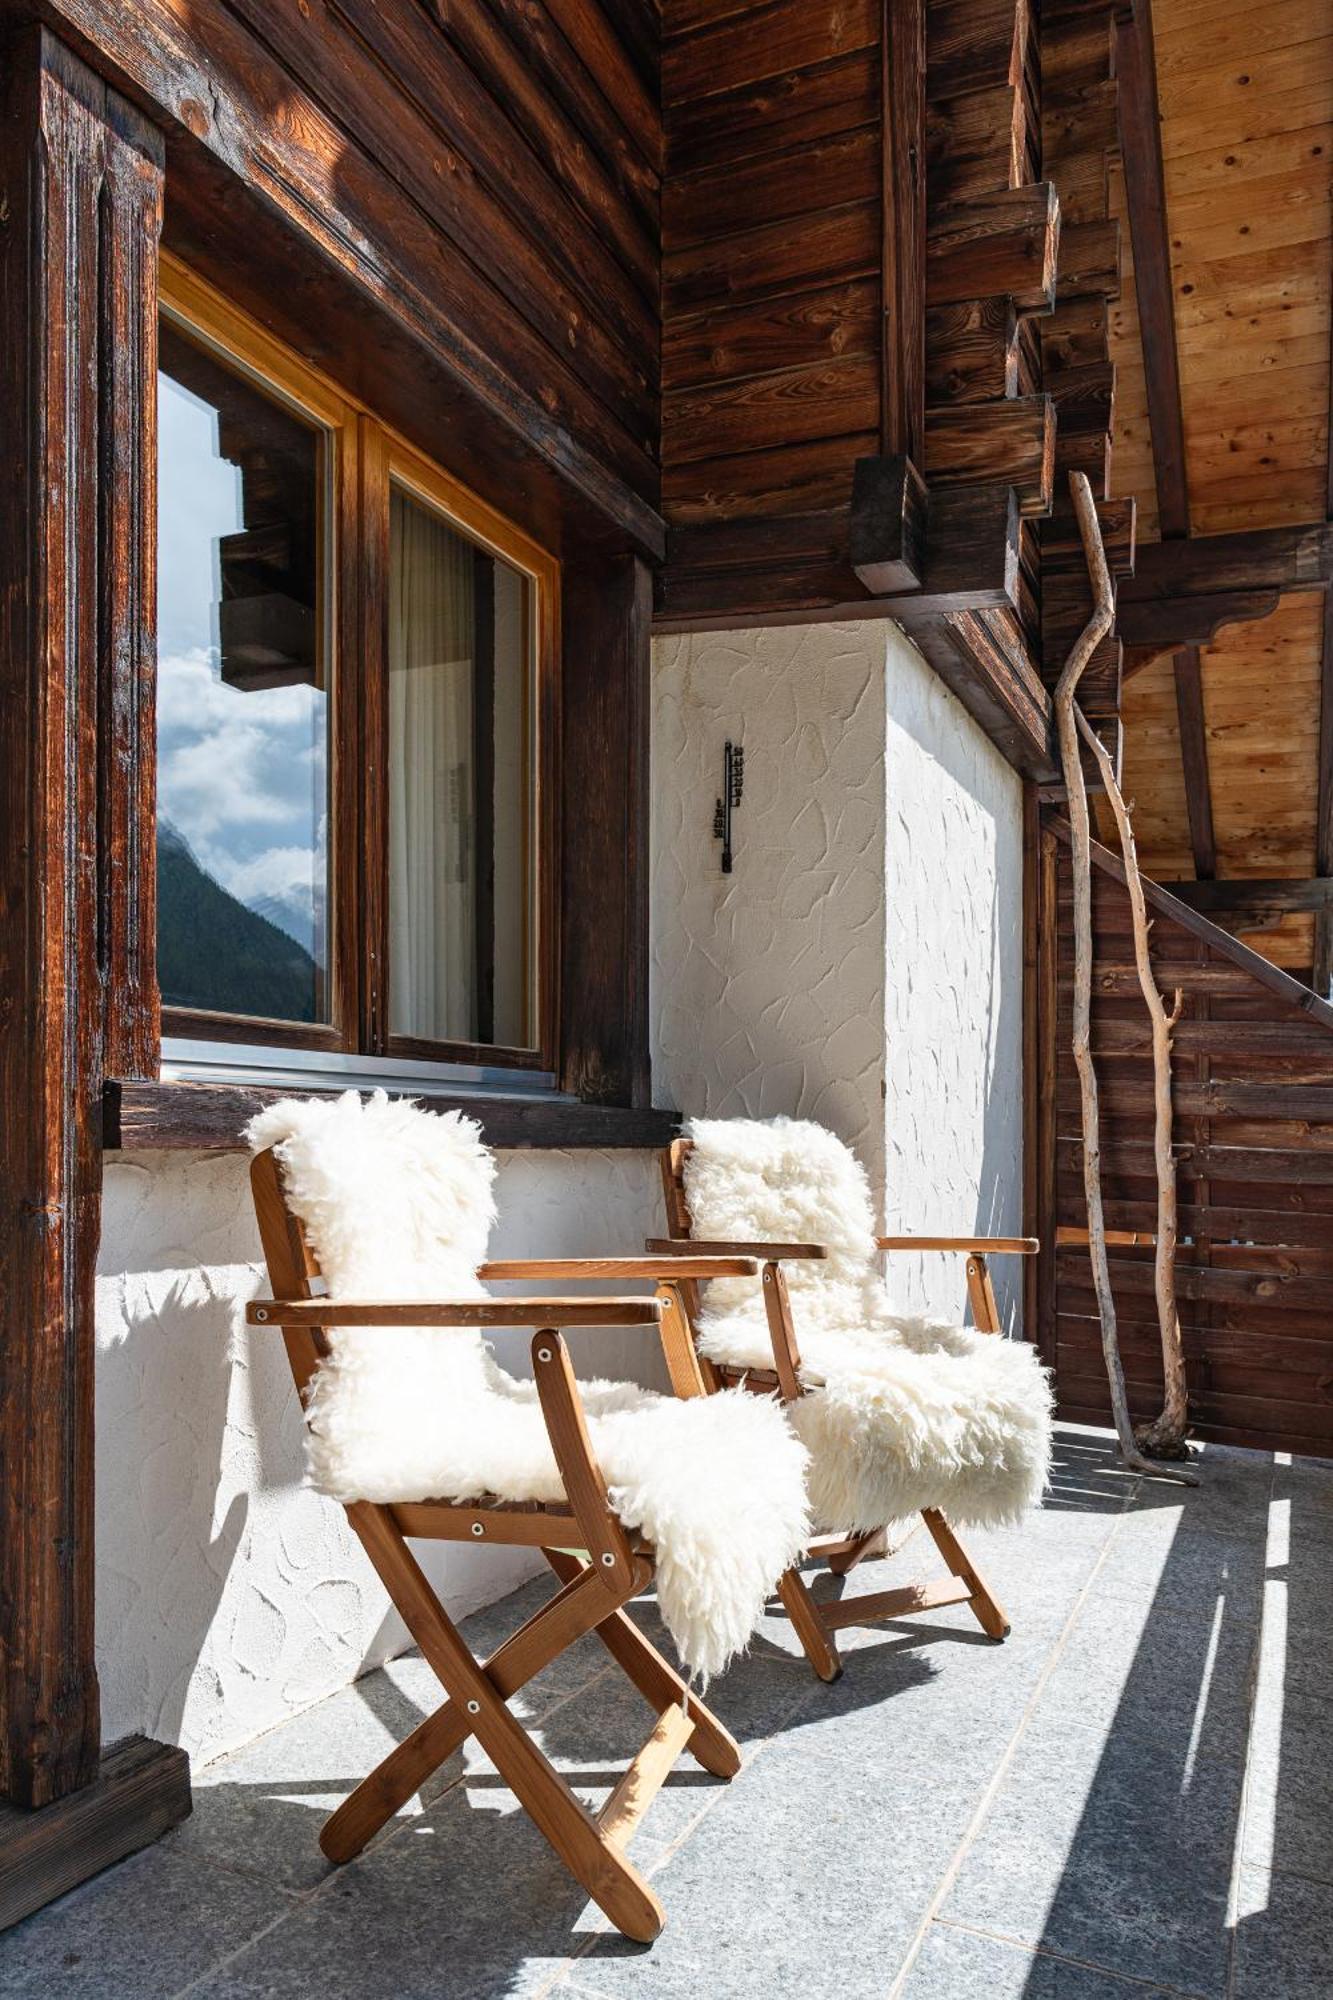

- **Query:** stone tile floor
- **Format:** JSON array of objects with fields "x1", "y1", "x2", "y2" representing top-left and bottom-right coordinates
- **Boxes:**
[{"x1": 4, "y1": 1424, "x2": 1331, "y2": 1999}]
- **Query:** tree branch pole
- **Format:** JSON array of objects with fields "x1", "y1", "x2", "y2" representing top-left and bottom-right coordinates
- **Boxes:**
[
  {"x1": 1076, "y1": 709, "x2": 1192, "y2": 1460},
  {"x1": 1056, "y1": 472, "x2": 1196, "y2": 1483}
]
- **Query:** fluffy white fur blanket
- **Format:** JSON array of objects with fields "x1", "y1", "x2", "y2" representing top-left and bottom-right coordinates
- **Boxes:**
[
  {"x1": 246, "y1": 1091, "x2": 809, "y2": 1679},
  {"x1": 684, "y1": 1116, "x2": 1053, "y2": 1534}
]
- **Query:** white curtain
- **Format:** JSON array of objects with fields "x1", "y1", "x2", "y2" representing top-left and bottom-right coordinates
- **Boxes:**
[{"x1": 388, "y1": 488, "x2": 475, "y2": 1042}]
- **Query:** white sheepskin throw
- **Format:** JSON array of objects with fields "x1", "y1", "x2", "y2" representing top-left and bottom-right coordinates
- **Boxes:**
[
  {"x1": 245, "y1": 1092, "x2": 809, "y2": 1679},
  {"x1": 683, "y1": 1116, "x2": 1053, "y2": 1534}
]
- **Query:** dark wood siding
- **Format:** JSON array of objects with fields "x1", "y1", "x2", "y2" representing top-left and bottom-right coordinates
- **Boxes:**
[
  {"x1": 1038, "y1": 828, "x2": 1333, "y2": 1461},
  {"x1": 44, "y1": 0, "x2": 664, "y2": 557},
  {"x1": 659, "y1": 0, "x2": 882, "y2": 612}
]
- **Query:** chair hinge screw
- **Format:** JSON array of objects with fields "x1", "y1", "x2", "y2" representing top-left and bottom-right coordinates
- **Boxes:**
[
  {"x1": 471, "y1": 1521, "x2": 484, "y2": 1536},
  {"x1": 537, "y1": 1346, "x2": 552, "y2": 1362},
  {"x1": 601, "y1": 1551, "x2": 616, "y2": 1567},
  {"x1": 467, "y1": 1700, "x2": 480, "y2": 1715},
  {"x1": 255, "y1": 1308, "x2": 268, "y2": 1321}
]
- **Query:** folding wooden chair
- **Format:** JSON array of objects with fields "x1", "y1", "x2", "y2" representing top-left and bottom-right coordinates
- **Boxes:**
[
  {"x1": 652, "y1": 1138, "x2": 1039, "y2": 1684},
  {"x1": 247, "y1": 1146, "x2": 765, "y2": 1942}
]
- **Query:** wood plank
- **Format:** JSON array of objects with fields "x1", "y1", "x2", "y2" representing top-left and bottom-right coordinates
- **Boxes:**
[
  {"x1": 1172, "y1": 646, "x2": 1217, "y2": 879},
  {"x1": 561, "y1": 555, "x2": 652, "y2": 1108},
  {"x1": 663, "y1": 201, "x2": 879, "y2": 315},
  {"x1": 663, "y1": 282, "x2": 879, "y2": 393},
  {"x1": 1117, "y1": 588, "x2": 1283, "y2": 648},
  {"x1": 1159, "y1": 879, "x2": 1333, "y2": 913},
  {"x1": 1115, "y1": 3, "x2": 1190, "y2": 537},
  {"x1": 105, "y1": 1081, "x2": 680, "y2": 1153},
  {"x1": 662, "y1": 129, "x2": 878, "y2": 248},
  {"x1": 663, "y1": 353, "x2": 879, "y2": 463},
  {"x1": 0, "y1": 1737, "x2": 190, "y2": 1933},
  {"x1": 926, "y1": 183, "x2": 1060, "y2": 312},
  {"x1": 924, "y1": 396, "x2": 1055, "y2": 515},
  {"x1": 666, "y1": 50, "x2": 878, "y2": 177},
  {"x1": 1123, "y1": 522, "x2": 1333, "y2": 600},
  {"x1": 926, "y1": 297, "x2": 1020, "y2": 405},
  {"x1": 664, "y1": 0, "x2": 877, "y2": 104},
  {"x1": 927, "y1": 0, "x2": 1029, "y2": 102}
]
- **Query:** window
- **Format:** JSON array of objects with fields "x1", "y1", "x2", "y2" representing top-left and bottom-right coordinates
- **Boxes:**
[{"x1": 155, "y1": 258, "x2": 556, "y2": 1071}]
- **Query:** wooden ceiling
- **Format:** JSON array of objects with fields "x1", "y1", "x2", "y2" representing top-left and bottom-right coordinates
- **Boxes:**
[{"x1": 1104, "y1": 0, "x2": 1332, "y2": 978}]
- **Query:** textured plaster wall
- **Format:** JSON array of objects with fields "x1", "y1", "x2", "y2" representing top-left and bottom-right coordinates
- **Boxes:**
[
  {"x1": 652, "y1": 622, "x2": 890, "y2": 1190},
  {"x1": 651, "y1": 619, "x2": 1024, "y2": 1330},
  {"x1": 879, "y1": 633, "x2": 1026, "y2": 1331},
  {"x1": 95, "y1": 1148, "x2": 661, "y2": 1765}
]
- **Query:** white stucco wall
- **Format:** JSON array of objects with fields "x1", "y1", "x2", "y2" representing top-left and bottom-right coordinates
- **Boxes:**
[
  {"x1": 651, "y1": 619, "x2": 1024, "y2": 1327},
  {"x1": 97, "y1": 613, "x2": 1024, "y2": 1766}
]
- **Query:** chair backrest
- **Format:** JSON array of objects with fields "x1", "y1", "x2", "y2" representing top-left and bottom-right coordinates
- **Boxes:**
[
  {"x1": 662, "y1": 1117, "x2": 881, "y2": 1326},
  {"x1": 250, "y1": 1144, "x2": 328, "y2": 1403}
]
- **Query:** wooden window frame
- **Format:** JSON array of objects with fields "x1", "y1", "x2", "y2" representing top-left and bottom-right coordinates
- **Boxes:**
[{"x1": 157, "y1": 255, "x2": 558, "y2": 1075}]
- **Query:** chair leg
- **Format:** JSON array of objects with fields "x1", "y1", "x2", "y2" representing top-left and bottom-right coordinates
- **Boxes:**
[
  {"x1": 777, "y1": 1567, "x2": 842, "y2": 1682},
  {"x1": 321, "y1": 1559, "x2": 632, "y2": 1864},
  {"x1": 348, "y1": 1503, "x2": 666, "y2": 1942},
  {"x1": 543, "y1": 1549, "x2": 741, "y2": 1779},
  {"x1": 921, "y1": 1507, "x2": 1010, "y2": 1641},
  {"x1": 823, "y1": 1526, "x2": 889, "y2": 1577}
]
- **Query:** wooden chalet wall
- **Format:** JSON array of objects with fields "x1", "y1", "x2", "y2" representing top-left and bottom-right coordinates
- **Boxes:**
[
  {"x1": 32, "y1": 0, "x2": 664, "y2": 564},
  {"x1": 654, "y1": 0, "x2": 1134, "y2": 782},
  {"x1": 1037, "y1": 825, "x2": 1333, "y2": 1458}
]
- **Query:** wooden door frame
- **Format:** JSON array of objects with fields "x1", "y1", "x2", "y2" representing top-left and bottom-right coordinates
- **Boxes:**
[{"x1": 0, "y1": 21, "x2": 188, "y2": 1925}]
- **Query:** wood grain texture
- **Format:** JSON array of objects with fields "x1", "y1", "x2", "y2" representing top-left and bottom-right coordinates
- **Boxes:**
[
  {"x1": 0, "y1": 27, "x2": 163, "y2": 1809},
  {"x1": 105, "y1": 1081, "x2": 679, "y2": 1152},
  {"x1": 1040, "y1": 818, "x2": 1333, "y2": 1455},
  {"x1": 47, "y1": 0, "x2": 665, "y2": 554},
  {"x1": 560, "y1": 555, "x2": 653, "y2": 1107},
  {"x1": 0, "y1": 1737, "x2": 190, "y2": 1933}
]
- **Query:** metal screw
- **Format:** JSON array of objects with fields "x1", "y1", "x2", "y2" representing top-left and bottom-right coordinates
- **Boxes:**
[
  {"x1": 471, "y1": 1521, "x2": 484, "y2": 1536},
  {"x1": 466, "y1": 1700, "x2": 480, "y2": 1715},
  {"x1": 255, "y1": 1308, "x2": 269, "y2": 1321},
  {"x1": 537, "y1": 1346, "x2": 552, "y2": 1362},
  {"x1": 601, "y1": 1552, "x2": 616, "y2": 1567}
]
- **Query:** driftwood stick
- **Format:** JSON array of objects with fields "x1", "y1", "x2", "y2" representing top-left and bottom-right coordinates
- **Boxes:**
[
  {"x1": 1076, "y1": 709, "x2": 1192, "y2": 1462},
  {"x1": 1056, "y1": 473, "x2": 1197, "y2": 1484}
]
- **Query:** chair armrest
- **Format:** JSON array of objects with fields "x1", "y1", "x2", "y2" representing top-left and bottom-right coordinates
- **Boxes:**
[
  {"x1": 246, "y1": 1297, "x2": 664, "y2": 1329},
  {"x1": 479, "y1": 1255, "x2": 759, "y2": 1280},
  {"x1": 644, "y1": 1237, "x2": 828, "y2": 1261},
  {"x1": 876, "y1": 1236, "x2": 1039, "y2": 1256}
]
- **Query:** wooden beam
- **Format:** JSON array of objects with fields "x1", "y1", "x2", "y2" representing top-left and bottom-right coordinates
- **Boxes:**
[
  {"x1": 1314, "y1": 315, "x2": 1333, "y2": 999},
  {"x1": 1047, "y1": 818, "x2": 1333, "y2": 1031},
  {"x1": 1172, "y1": 647, "x2": 1217, "y2": 881},
  {"x1": 0, "y1": 1738, "x2": 190, "y2": 1933},
  {"x1": 1158, "y1": 879, "x2": 1333, "y2": 914},
  {"x1": 0, "y1": 26, "x2": 164, "y2": 1811},
  {"x1": 105, "y1": 1081, "x2": 681, "y2": 1153},
  {"x1": 924, "y1": 395, "x2": 1054, "y2": 514},
  {"x1": 1117, "y1": 588, "x2": 1281, "y2": 649},
  {"x1": 849, "y1": 455, "x2": 929, "y2": 594},
  {"x1": 561, "y1": 554, "x2": 653, "y2": 1108},
  {"x1": 1115, "y1": 0, "x2": 1189, "y2": 537},
  {"x1": 926, "y1": 182, "x2": 1060, "y2": 313},
  {"x1": 1124, "y1": 524, "x2": 1333, "y2": 603},
  {"x1": 1317, "y1": 588, "x2": 1333, "y2": 998}
]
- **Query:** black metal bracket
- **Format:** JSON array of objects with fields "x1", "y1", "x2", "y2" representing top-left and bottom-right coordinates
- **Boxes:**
[{"x1": 712, "y1": 739, "x2": 744, "y2": 873}]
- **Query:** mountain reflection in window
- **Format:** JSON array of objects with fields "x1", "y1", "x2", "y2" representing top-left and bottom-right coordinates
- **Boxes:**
[{"x1": 156, "y1": 318, "x2": 330, "y2": 1025}]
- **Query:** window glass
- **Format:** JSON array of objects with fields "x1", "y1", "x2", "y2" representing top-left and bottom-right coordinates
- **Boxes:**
[
  {"x1": 156, "y1": 319, "x2": 331, "y2": 1024},
  {"x1": 388, "y1": 482, "x2": 536, "y2": 1048}
]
